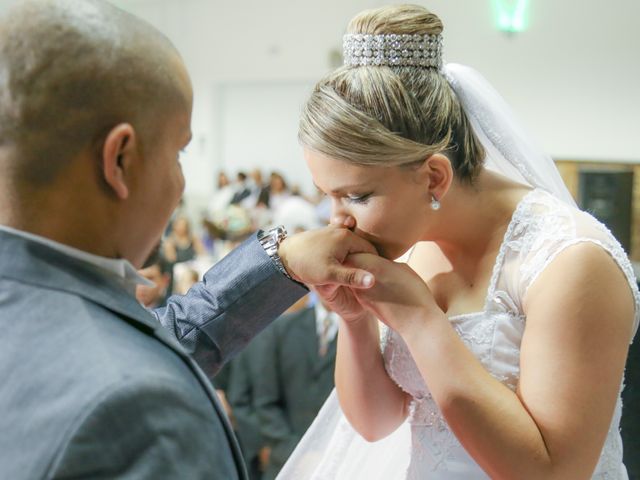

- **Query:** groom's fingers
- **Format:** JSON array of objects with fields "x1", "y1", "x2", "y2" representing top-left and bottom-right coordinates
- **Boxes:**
[
  {"x1": 332, "y1": 227, "x2": 377, "y2": 258},
  {"x1": 279, "y1": 225, "x2": 377, "y2": 285}
]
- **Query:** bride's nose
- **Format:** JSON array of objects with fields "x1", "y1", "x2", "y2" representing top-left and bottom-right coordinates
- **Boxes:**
[
  {"x1": 329, "y1": 201, "x2": 356, "y2": 230},
  {"x1": 330, "y1": 214, "x2": 356, "y2": 230}
]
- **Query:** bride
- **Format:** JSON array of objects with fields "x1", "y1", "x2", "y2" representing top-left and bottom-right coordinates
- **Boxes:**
[{"x1": 277, "y1": 4, "x2": 639, "y2": 479}]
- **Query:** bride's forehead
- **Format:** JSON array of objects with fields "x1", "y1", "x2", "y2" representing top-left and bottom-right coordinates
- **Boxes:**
[
  {"x1": 306, "y1": 151, "x2": 357, "y2": 173},
  {"x1": 304, "y1": 148, "x2": 412, "y2": 189},
  {"x1": 316, "y1": 168, "x2": 410, "y2": 196}
]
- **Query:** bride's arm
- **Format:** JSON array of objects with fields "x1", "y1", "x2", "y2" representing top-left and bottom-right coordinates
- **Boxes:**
[
  {"x1": 335, "y1": 310, "x2": 411, "y2": 442},
  {"x1": 351, "y1": 244, "x2": 635, "y2": 479}
]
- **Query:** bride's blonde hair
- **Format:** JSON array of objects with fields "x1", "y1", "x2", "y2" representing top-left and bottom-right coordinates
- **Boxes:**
[{"x1": 299, "y1": 4, "x2": 484, "y2": 181}]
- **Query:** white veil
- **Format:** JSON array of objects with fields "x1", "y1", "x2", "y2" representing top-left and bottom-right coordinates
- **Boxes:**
[
  {"x1": 277, "y1": 63, "x2": 576, "y2": 479},
  {"x1": 444, "y1": 63, "x2": 576, "y2": 206}
]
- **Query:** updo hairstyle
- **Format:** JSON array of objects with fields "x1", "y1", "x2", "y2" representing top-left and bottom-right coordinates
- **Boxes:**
[{"x1": 298, "y1": 4, "x2": 485, "y2": 182}]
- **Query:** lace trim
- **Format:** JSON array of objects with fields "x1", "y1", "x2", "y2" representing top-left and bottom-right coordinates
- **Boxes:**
[
  {"x1": 406, "y1": 395, "x2": 461, "y2": 474},
  {"x1": 589, "y1": 224, "x2": 640, "y2": 337},
  {"x1": 452, "y1": 314, "x2": 498, "y2": 368},
  {"x1": 483, "y1": 189, "x2": 539, "y2": 311},
  {"x1": 383, "y1": 329, "x2": 428, "y2": 399},
  {"x1": 444, "y1": 189, "x2": 541, "y2": 320},
  {"x1": 508, "y1": 192, "x2": 576, "y2": 296}
]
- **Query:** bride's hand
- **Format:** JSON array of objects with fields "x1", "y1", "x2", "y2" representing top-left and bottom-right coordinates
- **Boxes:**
[
  {"x1": 347, "y1": 253, "x2": 444, "y2": 335},
  {"x1": 313, "y1": 283, "x2": 372, "y2": 324}
]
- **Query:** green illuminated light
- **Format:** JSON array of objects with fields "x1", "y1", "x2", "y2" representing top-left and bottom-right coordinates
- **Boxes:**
[{"x1": 493, "y1": 0, "x2": 530, "y2": 33}]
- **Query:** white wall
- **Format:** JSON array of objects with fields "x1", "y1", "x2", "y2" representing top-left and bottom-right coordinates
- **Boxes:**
[
  {"x1": 1, "y1": 0, "x2": 639, "y2": 204},
  {"x1": 214, "y1": 81, "x2": 314, "y2": 187}
]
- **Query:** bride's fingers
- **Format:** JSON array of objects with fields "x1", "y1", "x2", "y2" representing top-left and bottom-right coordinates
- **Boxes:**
[
  {"x1": 314, "y1": 283, "x2": 339, "y2": 298},
  {"x1": 344, "y1": 252, "x2": 383, "y2": 269}
]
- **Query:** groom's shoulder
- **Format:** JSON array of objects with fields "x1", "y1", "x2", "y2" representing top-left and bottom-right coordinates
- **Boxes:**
[
  {"x1": 0, "y1": 272, "x2": 205, "y2": 413},
  {"x1": 0, "y1": 277, "x2": 215, "y2": 479}
]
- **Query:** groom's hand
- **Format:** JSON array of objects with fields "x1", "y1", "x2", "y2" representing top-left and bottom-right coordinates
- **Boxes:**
[{"x1": 278, "y1": 225, "x2": 377, "y2": 289}]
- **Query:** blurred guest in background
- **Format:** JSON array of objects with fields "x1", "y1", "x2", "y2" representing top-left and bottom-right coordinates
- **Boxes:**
[
  {"x1": 226, "y1": 332, "x2": 274, "y2": 480},
  {"x1": 223, "y1": 294, "x2": 316, "y2": 480},
  {"x1": 208, "y1": 170, "x2": 234, "y2": 220},
  {"x1": 273, "y1": 190, "x2": 322, "y2": 235},
  {"x1": 173, "y1": 264, "x2": 201, "y2": 295},
  {"x1": 230, "y1": 171, "x2": 253, "y2": 207},
  {"x1": 163, "y1": 216, "x2": 206, "y2": 264},
  {"x1": 251, "y1": 168, "x2": 270, "y2": 209},
  {"x1": 266, "y1": 172, "x2": 290, "y2": 213},
  {"x1": 136, "y1": 254, "x2": 171, "y2": 309},
  {"x1": 254, "y1": 299, "x2": 338, "y2": 479}
]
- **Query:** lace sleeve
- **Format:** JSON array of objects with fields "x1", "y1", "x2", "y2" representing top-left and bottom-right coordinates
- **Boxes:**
[{"x1": 520, "y1": 230, "x2": 640, "y2": 342}]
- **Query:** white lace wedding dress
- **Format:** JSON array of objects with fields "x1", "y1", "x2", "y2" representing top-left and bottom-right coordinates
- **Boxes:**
[{"x1": 278, "y1": 188, "x2": 640, "y2": 480}]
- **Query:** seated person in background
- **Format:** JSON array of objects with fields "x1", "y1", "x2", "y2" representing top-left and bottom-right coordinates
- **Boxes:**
[
  {"x1": 250, "y1": 169, "x2": 270, "y2": 208},
  {"x1": 136, "y1": 252, "x2": 172, "y2": 309},
  {"x1": 266, "y1": 172, "x2": 290, "y2": 213},
  {"x1": 207, "y1": 170, "x2": 235, "y2": 225},
  {"x1": 230, "y1": 171, "x2": 253, "y2": 207},
  {"x1": 163, "y1": 215, "x2": 206, "y2": 264}
]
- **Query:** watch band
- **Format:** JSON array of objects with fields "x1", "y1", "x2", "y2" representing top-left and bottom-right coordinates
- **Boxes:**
[{"x1": 258, "y1": 226, "x2": 292, "y2": 280}]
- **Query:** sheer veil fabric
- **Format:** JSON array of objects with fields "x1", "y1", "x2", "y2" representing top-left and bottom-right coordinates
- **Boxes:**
[
  {"x1": 443, "y1": 63, "x2": 576, "y2": 206},
  {"x1": 277, "y1": 64, "x2": 635, "y2": 479}
]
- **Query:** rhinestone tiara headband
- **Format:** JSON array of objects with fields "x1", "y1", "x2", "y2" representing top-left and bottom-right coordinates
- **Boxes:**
[{"x1": 343, "y1": 33, "x2": 443, "y2": 69}]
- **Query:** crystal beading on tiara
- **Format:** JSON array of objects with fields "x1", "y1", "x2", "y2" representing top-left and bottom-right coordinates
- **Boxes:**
[{"x1": 343, "y1": 33, "x2": 443, "y2": 69}]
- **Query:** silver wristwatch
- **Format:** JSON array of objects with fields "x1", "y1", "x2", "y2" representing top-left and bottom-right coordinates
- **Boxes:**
[{"x1": 258, "y1": 226, "x2": 292, "y2": 280}]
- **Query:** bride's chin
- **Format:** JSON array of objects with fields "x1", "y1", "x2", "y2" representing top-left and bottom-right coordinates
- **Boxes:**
[{"x1": 377, "y1": 242, "x2": 413, "y2": 261}]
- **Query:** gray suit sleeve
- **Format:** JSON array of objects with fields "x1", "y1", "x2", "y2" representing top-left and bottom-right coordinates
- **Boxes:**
[
  {"x1": 49, "y1": 377, "x2": 238, "y2": 480},
  {"x1": 152, "y1": 234, "x2": 308, "y2": 376}
]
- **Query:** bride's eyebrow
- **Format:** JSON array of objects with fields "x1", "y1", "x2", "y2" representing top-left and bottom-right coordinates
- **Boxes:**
[{"x1": 313, "y1": 182, "x2": 370, "y2": 195}]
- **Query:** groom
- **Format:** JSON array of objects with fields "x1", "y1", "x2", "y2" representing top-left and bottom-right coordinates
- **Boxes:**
[{"x1": 0, "y1": 1, "x2": 375, "y2": 479}]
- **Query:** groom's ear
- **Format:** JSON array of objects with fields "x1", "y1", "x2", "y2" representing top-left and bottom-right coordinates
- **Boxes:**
[
  {"x1": 101, "y1": 123, "x2": 141, "y2": 200},
  {"x1": 417, "y1": 154, "x2": 454, "y2": 199}
]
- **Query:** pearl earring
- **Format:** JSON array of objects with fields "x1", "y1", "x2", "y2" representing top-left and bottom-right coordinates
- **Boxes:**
[{"x1": 430, "y1": 195, "x2": 441, "y2": 211}]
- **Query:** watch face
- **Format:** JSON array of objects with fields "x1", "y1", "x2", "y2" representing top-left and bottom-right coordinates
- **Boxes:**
[{"x1": 259, "y1": 226, "x2": 287, "y2": 251}]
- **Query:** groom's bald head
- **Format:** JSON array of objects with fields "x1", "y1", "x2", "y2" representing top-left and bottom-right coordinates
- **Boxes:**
[{"x1": 0, "y1": 0, "x2": 191, "y2": 186}]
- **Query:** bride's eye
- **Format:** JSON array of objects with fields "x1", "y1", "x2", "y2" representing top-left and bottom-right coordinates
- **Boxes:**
[{"x1": 347, "y1": 193, "x2": 372, "y2": 205}]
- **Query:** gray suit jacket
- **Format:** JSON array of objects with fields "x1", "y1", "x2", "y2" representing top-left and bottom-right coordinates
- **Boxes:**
[{"x1": 0, "y1": 230, "x2": 306, "y2": 479}]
